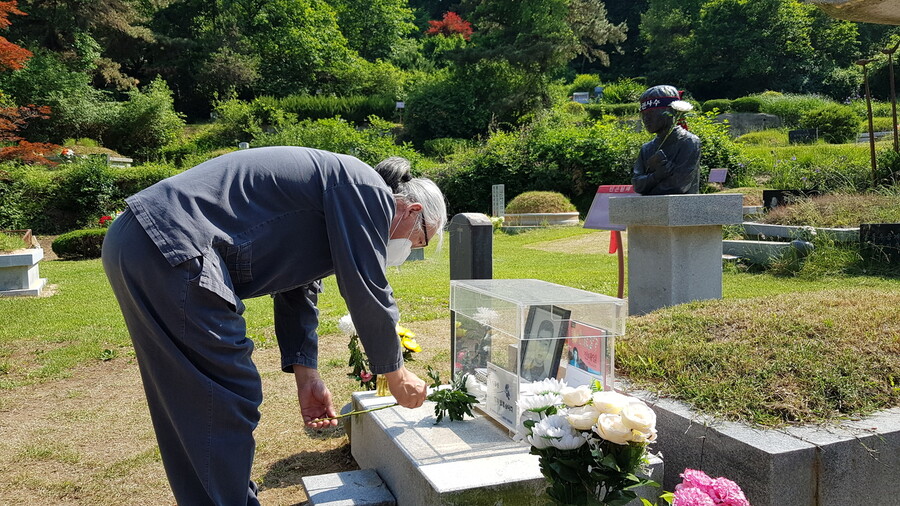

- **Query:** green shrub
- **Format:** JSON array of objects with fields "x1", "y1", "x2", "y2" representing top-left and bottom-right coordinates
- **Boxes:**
[
  {"x1": 275, "y1": 94, "x2": 396, "y2": 123},
  {"x1": 735, "y1": 129, "x2": 788, "y2": 147},
  {"x1": 422, "y1": 138, "x2": 474, "y2": 160},
  {"x1": 687, "y1": 112, "x2": 750, "y2": 187},
  {"x1": 870, "y1": 117, "x2": 897, "y2": 132},
  {"x1": 104, "y1": 77, "x2": 186, "y2": 160},
  {"x1": 52, "y1": 228, "x2": 106, "y2": 259},
  {"x1": 561, "y1": 101, "x2": 586, "y2": 115},
  {"x1": 600, "y1": 103, "x2": 640, "y2": 117},
  {"x1": 427, "y1": 111, "x2": 645, "y2": 216},
  {"x1": 254, "y1": 116, "x2": 422, "y2": 168},
  {"x1": 506, "y1": 191, "x2": 577, "y2": 213},
  {"x1": 755, "y1": 93, "x2": 835, "y2": 128},
  {"x1": 53, "y1": 159, "x2": 117, "y2": 231},
  {"x1": 741, "y1": 144, "x2": 871, "y2": 192},
  {"x1": 731, "y1": 97, "x2": 762, "y2": 113},
  {"x1": 112, "y1": 163, "x2": 181, "y2": 200},
  {"x1": 600, "y1": 78, "x2": 643, "y2": 104},
  {"x1": 584, "y1": 103, "x2": 605, "y2": 120},
  {"x1": 568, "y1": 74, "x2": 601, "y2": 96},
  {"x1": 799, "y1": 105, "x2": 860, "y2": 144},
  {"x1": 702, "y1": 99, "x2": 732, "y2": 113},
  {"x1": 404, "y1": 62, "x2": 532, "y2": 143},
  {"x1": 876, "y1": 148, "x2": 900, "y2": 186},
  {"x1": 0, "y1": 231, "x2": 25, "y2": 253}
]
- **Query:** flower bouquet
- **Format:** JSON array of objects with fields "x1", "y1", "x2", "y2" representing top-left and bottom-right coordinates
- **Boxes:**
[{"x1": 517, "y1": 378, "x2": 659, "y2": 505}]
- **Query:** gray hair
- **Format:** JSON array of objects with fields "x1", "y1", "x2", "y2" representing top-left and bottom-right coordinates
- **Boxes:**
[{"x1": 374, "y1": 157, "x2": 448, "y2": 248}]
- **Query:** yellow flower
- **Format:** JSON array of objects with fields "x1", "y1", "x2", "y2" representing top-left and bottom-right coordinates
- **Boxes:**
[{"x1": 397, "y1": 325, "x2": 422, "y2": 353}]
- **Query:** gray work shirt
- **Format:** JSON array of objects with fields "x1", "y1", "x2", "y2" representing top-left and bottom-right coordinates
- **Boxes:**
[
  {"x1": 126, "y1": 146, "x2": 402, "y2": 374},
  {"x1": 632, "y1": 127, "x2": 701, "y2": 195}
]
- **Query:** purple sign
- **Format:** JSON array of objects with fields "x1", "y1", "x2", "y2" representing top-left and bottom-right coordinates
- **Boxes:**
[{"x1": 708, "y1": 168, "x2": 728, "y2": 183}]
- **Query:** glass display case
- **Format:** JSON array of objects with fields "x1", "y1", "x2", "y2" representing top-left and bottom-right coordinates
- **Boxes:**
[{"x1": 451, "y1": 279, "x2": 626, "y2": 432}]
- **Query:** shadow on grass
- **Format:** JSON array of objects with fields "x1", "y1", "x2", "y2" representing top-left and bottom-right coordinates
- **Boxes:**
[{"x1": 260, "y1": 444, "x2": 358, "y2": 492}]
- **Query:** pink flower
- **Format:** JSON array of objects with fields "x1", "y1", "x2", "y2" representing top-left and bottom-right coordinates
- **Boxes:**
[
  {"x1": 674, "y1": 469, "x2": 749, "y2": 506},
  {"x1": 359, "y1": 371, "x2": 373, "y2": 382},
  {"x1": 673, "y1": 486, "x2": 716, "y2": 506}
]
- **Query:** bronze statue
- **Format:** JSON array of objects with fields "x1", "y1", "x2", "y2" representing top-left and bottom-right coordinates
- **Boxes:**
[{"x1": 632, "y1": 85, "x2": 701, "y2": 195}]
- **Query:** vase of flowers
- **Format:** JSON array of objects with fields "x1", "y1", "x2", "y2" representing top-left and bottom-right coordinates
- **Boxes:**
[{"x1": 517, "y1": 378, "x2": 659, "y2": 505}]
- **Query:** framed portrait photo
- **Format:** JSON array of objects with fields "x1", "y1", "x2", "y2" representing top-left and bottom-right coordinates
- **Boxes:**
[{"x1": 520, "y1": 305, "x2": 570, "y2": 382}]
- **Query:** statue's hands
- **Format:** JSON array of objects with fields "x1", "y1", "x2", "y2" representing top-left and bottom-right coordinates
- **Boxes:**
[{"x1": 647, "y1": 150, "x2": 668, "y2": 171}]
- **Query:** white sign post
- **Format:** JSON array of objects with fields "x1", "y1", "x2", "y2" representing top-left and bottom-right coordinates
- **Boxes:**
[{"x1": 491, "y1": 184, "x2": 505, "y2": 217}]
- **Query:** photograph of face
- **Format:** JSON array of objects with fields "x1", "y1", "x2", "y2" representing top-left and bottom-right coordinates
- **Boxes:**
[{"x1": 520, "y1": 305, "x2": 569, "y2": 382}]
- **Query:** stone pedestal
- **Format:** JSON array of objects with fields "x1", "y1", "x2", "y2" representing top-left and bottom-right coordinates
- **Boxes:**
[
  {"x1": 608, "y1": 194, "x2": 742, "y2": 315},
  {"x1": 350, "y1": 391, "x2": 663, "y2": 505},
  {"x1": 0, "y1": 248, "x2": 46, "y2": 296}
]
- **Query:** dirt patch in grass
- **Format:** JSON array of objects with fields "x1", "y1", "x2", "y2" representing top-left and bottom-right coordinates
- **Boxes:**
[
  {"x1": 0, "y1": 319, "x2": 452, "y2": 504},
  {"x1": 618, "y1": 287, "x2": 900, "y2": 426}
]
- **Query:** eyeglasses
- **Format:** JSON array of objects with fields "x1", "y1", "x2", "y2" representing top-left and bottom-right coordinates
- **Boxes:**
[{"x1": 419, "y1": 212, "x2": 429, "y2": 248}]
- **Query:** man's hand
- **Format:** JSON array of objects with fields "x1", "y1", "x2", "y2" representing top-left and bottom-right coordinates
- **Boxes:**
[
  {"x1": 293, "y1": 365, "x2": 338, "y2": 428},
  {"x1": 384, "y1": 366, "x2": 427, "y2": 408}
]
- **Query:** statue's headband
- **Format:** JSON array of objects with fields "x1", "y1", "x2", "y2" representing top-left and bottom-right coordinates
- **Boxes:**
[{"x1": 639, "y1": 95, "x2": 680, "y2": 112}]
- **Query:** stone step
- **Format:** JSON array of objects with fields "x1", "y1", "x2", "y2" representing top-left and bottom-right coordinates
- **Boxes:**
[{"x1": 302, "y1": 469, "x2": 396, "y2": 506}]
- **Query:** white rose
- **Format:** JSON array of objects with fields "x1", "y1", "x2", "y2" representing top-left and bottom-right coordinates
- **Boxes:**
[
  {"x1": 560, "y1": 385, "x2": 592, "y2": 407},
  {"x1": 591, "y1": 391, "x2": 632, "y2": 415},
  {"x1": 620, "y1": 401, "x2": 657, "y2": 434},
  {"x1": 566, "y1": 405, "x2": 600, "y2": 431},
  {"x1": 630, "y1": 427, "x2": 657, "y2": 444},
  {"x1": 593, "y1": 413, "x2": 632, "y2": 445}
]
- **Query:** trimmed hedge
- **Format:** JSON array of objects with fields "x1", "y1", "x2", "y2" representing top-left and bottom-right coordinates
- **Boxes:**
[
  {"x1": 506, "y1": 191, "x2": 577, "y2": 213},
  {"x1": 731, "y1": 97, "x2": 762, "y2": 113},
  {"x1": 703, "y1": 99, "x2": 732, "y2": 113},
  {"x1": 52, "y1": 228, "x2": 106, "y2": 259},
  {"x1": 272, "y1": 94, "x2": 397, "y2": 123},
  {"x1": 799, "y1": 105, "x2": 860, "y2": 144}
]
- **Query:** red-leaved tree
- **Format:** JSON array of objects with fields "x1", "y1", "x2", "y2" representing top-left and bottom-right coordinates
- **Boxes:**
[
  {"x1": 425, "y1": 12, "x2": 473, "y2": 41},
  {"x1": 0, "y1": 1, "x2": 58, "y2": 166}
]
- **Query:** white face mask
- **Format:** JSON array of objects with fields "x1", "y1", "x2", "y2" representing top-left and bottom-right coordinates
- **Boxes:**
[{"x1": 385, "y1": 238, "x2": 412, "y2": 267}]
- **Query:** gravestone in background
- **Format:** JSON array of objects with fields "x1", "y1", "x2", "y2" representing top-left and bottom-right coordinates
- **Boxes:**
[
  {"x1": 788, "y1": 128, "x2": 818, "y2": 144},
  {"x1": 449, "y1": 213, "x2": 493, "y2": 280},
  {"x1": 860, "y1": 223, "x2": 900, "y2": 265},
  {"x1": 492, "y1": 184, "x2": 505, "y2": 217}
]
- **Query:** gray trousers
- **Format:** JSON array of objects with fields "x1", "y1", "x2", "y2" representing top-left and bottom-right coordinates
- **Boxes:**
[{"x1": 103, "y1": 209, "x2": 262, "y2": 505}]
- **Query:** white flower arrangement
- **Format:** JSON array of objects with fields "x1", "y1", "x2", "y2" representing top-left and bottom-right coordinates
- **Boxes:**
[{"x1": 517, "y1": 379, "x2": 659, "y2": 504}]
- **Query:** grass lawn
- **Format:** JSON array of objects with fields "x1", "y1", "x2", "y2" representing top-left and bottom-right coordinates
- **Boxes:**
[{"x1": 1, "y1": 226, "x2": 898, "y2": 503}]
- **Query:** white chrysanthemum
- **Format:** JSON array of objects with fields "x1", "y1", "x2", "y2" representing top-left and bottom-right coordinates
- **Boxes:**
[
  {"x1": 529, "y1": 415, "x2": 587, "y2": 451},
  {"x1": 518, "y1": 393, "x2": 563, "y2": 412},
  {"x1": 529, "y1": 377, "x2": 566, "y2": 395},
  {"x1": 338, "y1": 314, "x2": 357, "y2": 336},
  {"x1": 670, "y1": 100, "x2": 693, "y2": 113},
  {"x1": 473, "y1": 307, "x2": 500, "y2": 326},
  {"x1": 553, "y1": 431, "x2": 588, "y2": 450}
]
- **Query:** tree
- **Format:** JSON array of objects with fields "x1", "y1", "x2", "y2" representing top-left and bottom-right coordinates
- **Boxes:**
[
  {"x1": 329, "y1": 0, "x2": 417, "y2": 61},
  {"x1": 567, "y1": 0, "x2": 627, "y2": 67},
  {"x1": 0, "y1": 1, "x2": 58, "y2": 164},
  {"x1": 425, "y1": 12, "x2": 473, "y2": 40},
  {"x1": 11, "y1": 0, "x2": 154, "y2": 90}
]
